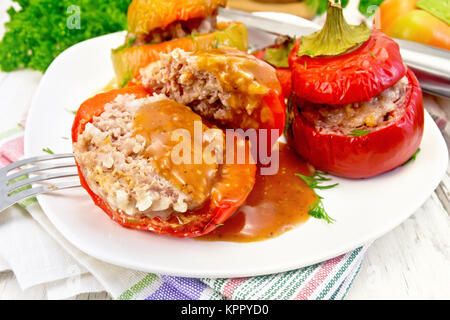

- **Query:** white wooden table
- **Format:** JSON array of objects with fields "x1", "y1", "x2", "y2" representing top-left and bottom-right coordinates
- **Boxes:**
[{"x1": 0, "y1": 0, "x2": 449, "y2": 300}]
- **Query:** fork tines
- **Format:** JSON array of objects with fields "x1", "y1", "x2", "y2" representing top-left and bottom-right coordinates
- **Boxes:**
[{"x1": 0, "y1": 153, "x2": 81, "y2": 212}]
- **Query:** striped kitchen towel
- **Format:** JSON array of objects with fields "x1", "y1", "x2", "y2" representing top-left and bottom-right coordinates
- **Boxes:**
[
  {"x1": 0, "y1": 124, "x2": 369, "y2": 300},
  {"x1": 118, "y1": 247, "x2": 367, "y2": 300}
]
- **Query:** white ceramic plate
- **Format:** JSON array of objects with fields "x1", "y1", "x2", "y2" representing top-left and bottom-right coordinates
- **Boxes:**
[{"x1": 24, "y1": 17, "x2": 448, "y2": 277}]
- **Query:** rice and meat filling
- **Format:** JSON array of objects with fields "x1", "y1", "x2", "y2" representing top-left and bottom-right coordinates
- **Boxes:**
[
  {"x1": 140, "y1": 48, "x2": 280, "y2": 130},
  {"x1": 131, "y1": 15, "x2": 218, "y2": 47},
  {"x1": 73, "y1": 94, "x2": 223, "y2": 219},
  {"x1": 300, "y1": 76, "x2": 409, "y2": 134}
]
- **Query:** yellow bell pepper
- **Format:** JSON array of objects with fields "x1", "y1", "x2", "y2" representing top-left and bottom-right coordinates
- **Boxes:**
[{"x1": 378, "y1": 0, "x2": 450, "y2": 50}]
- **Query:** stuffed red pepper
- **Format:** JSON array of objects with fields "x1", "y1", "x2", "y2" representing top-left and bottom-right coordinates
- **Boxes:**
[
  {"x1": 72, "y1": 86, "x2": 256, "y2": 237},
  {"x1": 286, "y1": 1, "x2": 424, "y2": 179},
  {"x1": 138, "y1": 47, "x2": 286, "y2": 155}
]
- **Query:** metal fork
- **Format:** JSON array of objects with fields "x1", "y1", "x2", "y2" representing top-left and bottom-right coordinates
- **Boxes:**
[{"x1": 0, "y1": 153, "x2": 81, "y2": 212}]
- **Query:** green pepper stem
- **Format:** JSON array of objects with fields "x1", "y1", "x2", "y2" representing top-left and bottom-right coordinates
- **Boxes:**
[{"x1": 297, "y1": 1, "x2": 371, "y2": 57}]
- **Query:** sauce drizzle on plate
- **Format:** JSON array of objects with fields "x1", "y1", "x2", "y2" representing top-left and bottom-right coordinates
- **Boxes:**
[{"x1": 198, "y1": 143, "x2": 317, "y2": 242}]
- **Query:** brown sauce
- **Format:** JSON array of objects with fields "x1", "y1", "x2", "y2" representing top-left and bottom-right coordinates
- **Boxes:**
[
  {"x1": 195, "y1": 48, "x2": 281, "y2": 129},
  {"x1": 196, "y1": 48, "x2": 280, "y2": 91},
  {"x1": 198, "y1": 143, "x2": 317, "y2": 242},
  {"x1": 134, "y1": 99, "x2": 221, "y2": 205}
]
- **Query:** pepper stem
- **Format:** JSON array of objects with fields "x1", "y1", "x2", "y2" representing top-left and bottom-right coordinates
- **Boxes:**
[{"x1": 297, "y1": 1, "x2": 371, "y2": 57}]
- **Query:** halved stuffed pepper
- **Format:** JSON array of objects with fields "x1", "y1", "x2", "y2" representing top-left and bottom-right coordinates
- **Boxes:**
[
  {"x1": 286, "y1": 2, "x2": 424, "y2": 179},
  {"x1": 137, "y1": 47, "x2": 286, "y2": 155},
  {"x1": 112, "y1": 0, "x2": 248, "y2": 87},
  {"x1": 72, "y1": 86, "x2": 256, "y2": 237}
]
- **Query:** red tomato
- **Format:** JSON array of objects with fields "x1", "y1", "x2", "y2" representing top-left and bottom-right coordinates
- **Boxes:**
[
  {"x1": 288, "y1": 29, "x2": 406, "y2": 105},
  {"x1": 72, "y1": 86, "x2": 256, "y2": 237},
  {"x1": 286, "y1": 68, "x2": 424, "y2": 179}
]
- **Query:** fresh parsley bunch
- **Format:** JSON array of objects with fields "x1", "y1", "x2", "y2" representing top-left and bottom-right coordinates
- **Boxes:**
[{"x1": 0, "y1": 0, "x2": 132, "y2": 72}]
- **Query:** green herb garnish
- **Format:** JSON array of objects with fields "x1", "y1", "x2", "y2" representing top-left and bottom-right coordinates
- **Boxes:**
[
  {"x1": 308, "y1": 194, "x2": 335, "y2": 223},
  {"x1": 65, "y1": 108, "x2": 77, "y2": 115},
  {"x1": 42, "y1": 147, "x2": 54, "y2": 154},
  {"x1": 127, "y1": 219, "x2": 140, "y2": 224},
  {"x1": 347, "y1": 129, "x2": 371, "y2": 137},
  {"x1": 296, "y1": 171, "x2": 339, "y2": 190},
  {"x1": 113, "y1": 36, "x2": 136, "y2": 53},
  {"x1": 296, "y1": 171, "x2": 337, "y2": 223},
  {"x1": 304, "y1": 49, "x2": 315, "y2": 57},
  {"x1": 298, "y1": 1, "x2": 371, "y2": 57},
  {"x1": 401, "y1": 148, "x2": 421, "y2": 166},
  {"x1": 369, "y1": 50, "x2": 376, "y2": 58},
  {"x1": 0, "y1": 0, "x2": 131, "y2": 72},
  {"x1": 187, "y1": 33, "x2": 198, "y2": 42}
]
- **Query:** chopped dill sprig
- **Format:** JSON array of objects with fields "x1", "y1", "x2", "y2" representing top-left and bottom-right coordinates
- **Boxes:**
[
  {"x1": 127, "y1": 219, "x2": 140, "y2": 224},
  {"x1": 65, "y1": 108, "x2": 77, "y2": 115},
  {"x1": 296, "y1": 171, "x2": 338, "y2": 223},
  {"x1": 296, "y1": 171, "x2": 338, "y2": 190},
  {"x1": 347, "y1": 129, "x2": 370, "y2": 137},
  {"x1": 308, "y1": 194, "x2": 335, "y2": 224},
  {"x1": 402, "y1": 148, "x2": 421, "y2": 166},
  {"x1": 42, "y1": 147, "x2": 54, "y2": 154}
]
